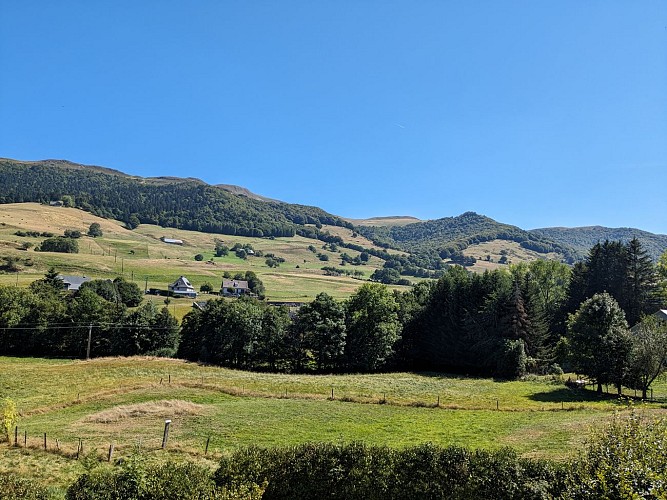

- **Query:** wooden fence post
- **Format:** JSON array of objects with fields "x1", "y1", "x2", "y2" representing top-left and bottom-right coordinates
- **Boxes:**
[
  {"x1": 108, "y1": 443, "x2": 115, "y2": 462},
  {"x1": 43, "y1": 433, "x2": 47, "y2": 450},
  {"x1": 162, "y1": 420, "x2": 171, "y2": 449},
  {"x1": 14, "y1": 426, "x2": 17, "y2": 447},
  {"x1": 205, "y1": 436, "x2": 210, "y2": 455}
]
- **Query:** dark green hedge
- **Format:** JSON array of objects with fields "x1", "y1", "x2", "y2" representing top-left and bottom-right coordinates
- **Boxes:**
[{"x1": 214, "y1": 442, "x2": 568, "y2": 500}]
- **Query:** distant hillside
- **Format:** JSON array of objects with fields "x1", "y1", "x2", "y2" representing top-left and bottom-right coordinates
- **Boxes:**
[
  {"x1": 358, "y1": 211, "x2": 577, "y2": 262},
  {"x1": 215, "y1": 183, "x2": 279, "y2": 203},
  {"x1": 348, "y1": 216, "x2": 422, "y2": 227},
  {"x1": 530, "y1": 226, "x2": 667, "y2": 261},
  {"x1": 0, "y1": 158, "x2": 352, "y2": 238}
]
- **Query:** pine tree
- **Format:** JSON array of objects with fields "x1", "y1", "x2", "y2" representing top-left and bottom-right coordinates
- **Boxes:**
[{"x1": 624, "y1": 238, "x2": 658, "y2": 326}]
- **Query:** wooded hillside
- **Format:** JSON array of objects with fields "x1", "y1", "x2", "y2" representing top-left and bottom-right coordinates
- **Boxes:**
[{"x1": 0, "y1": 159, "x2": 353, "y2": 238}]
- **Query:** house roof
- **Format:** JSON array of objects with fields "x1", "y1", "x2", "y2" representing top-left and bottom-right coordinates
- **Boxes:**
[
  {"x1": 170, "y1": 276, "x2": 193, "y2": 289},
  {"x1": 222, "y1": 279, "x2": 249, "y2": 289},
  {"x1": 58, "y1": 275, "x2": 91, "y2": 291}
]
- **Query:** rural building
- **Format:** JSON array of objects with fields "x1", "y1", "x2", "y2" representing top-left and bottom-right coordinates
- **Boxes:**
[
  {"x1": 222, "y1": 279, "x2": 249, "y2": 297},
  {"x1": 168, "y1": 276, "x2": 197, "y2": 298},
  {"x1": 58, "y1": 275, "x2": 91, "y2": 292},
  {"x1": 631, "y1": 309, "x2": 667, "y2": 332},
  {"x1": 161, "y1": 237, "x2": 184, "y2": 245}
]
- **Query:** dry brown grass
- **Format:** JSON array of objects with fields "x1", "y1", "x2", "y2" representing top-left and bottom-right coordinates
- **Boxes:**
[
  {"x1": 84, "y1": 399, "x2": 208, "y2": 424},
  {"x1": 463, "y1": 240, "x2": 563, "y2": 273}
]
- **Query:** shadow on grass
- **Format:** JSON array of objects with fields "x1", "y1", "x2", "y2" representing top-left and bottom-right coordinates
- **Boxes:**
[{"x1": 529, "y1": 387, "x2": 623, "y2": 403}]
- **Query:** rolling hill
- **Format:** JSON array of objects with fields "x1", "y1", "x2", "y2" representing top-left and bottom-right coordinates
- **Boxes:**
[
  {"x1": 530, "y1": 226, "x2": 667, "y2": 261},
  {"x1": 1, "y1": 157, "x2": 666, "y2": 274},
  {"x1": 357, "y1": 211, "x2": 579, "y2": 264}
]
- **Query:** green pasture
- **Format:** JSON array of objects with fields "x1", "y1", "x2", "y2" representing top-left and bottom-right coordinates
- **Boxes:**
[
  {"x1": 1, "y1": 356, "x2": 666, "y2": 493},
  {"x1": 0, "y1": 203, "x2": 395, "y2": 302}
]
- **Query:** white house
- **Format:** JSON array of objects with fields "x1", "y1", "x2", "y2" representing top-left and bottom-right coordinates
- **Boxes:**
[
  {"x1": 221, "y1": 279, "x2": 249, "y2": 297},
  {"x1": 168, "y1": 276, "x2": 197, "y2": 298}
]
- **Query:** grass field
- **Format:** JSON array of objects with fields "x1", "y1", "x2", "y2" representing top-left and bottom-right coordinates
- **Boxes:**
[
  {"x1": 2, "y1": 356, "x2": 666, "y2": 495},
  {"x1": 0, "y1": 203, "x2": 404, "y2": 307}
]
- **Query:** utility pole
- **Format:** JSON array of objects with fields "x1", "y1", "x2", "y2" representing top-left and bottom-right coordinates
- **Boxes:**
[{"x1": 86, "y1": 325, "x2": 93, "y2": 360}]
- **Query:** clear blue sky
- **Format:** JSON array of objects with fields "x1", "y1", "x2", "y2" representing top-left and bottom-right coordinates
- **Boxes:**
[{"x1": 1, "y1": 1, "x2": 666, "y2": 233}]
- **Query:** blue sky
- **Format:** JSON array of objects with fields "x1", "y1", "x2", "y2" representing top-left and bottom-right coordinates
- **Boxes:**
[{"x1": 1, "y1": 1, "x2": 666, "y2": 233}]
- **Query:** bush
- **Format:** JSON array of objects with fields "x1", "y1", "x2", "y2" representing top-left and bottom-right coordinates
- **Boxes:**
[
  {"x1": 0, "y1": 472, "x2": 52, "y2": 499},
  {"x1": 214, "y1": 442, "x2": 568, "y2": 500},
  {"x1": 63, "y1": 229, "x2": 82, "y2": 239},
  {"x1": 67, "y1": 457, "x2": 263, "y2": 500},
  {"x1": 87, "y1": 223, "x2": 103, "y2": 238},
  {"x1": 0, "y1": 398, "x2": 18, "y2": 443},
  {"x1": 37, "y1": 237, "x2": 79, "y2": 253},
  {"x1": 194, "y1": 254, "x2": 204, "y2": 261},
  {"x1": 567, "y1": 410, "x2": 667, "y2": 498}
]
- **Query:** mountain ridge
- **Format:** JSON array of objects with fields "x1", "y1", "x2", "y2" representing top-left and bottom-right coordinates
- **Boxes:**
[{"x1": 1, "y1": 157, "x2": 665, "y2": 262}]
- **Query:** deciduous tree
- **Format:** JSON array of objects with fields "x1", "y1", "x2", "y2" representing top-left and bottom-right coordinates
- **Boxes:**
[
  {"x1": 345, "y1": 284, "x2": 400, "y2": 371},
  {"x1": 567, "y1": 292, "x2": 632, "y2": 394}
]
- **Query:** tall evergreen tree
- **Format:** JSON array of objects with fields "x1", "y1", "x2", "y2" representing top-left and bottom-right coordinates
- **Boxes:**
[{"x1": 623, "y1": 238, "x2": 658, "y2": 326}]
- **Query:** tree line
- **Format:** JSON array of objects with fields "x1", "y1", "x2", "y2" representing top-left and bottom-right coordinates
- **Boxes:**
[
  {"x1": 1, "y1": 239, "x2": 665, "y2": 390},
  {"x1": 0, "y1": 270, "x2": 179, "y2": 358}
]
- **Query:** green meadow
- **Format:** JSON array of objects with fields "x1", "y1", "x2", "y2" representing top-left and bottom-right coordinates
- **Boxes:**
[{"x1": 2, "y1": 356, "x2": 666, "y2": 493}]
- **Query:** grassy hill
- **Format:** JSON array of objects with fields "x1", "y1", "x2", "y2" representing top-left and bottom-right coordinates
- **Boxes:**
[
  {"x1": 0, "y1": 203, "x2": 399, "y2": 315},
  {"x1": 2, "y1": 355, "x2": 664, "y2": 495},
  {"x1": 347, "y1": 216, "x2": 423, "y2": 227},
  {"x1": 357, "y1": 211, "x2": 578, "y2": 264},
  {"x1": 530, "y1": 225, "x2": 667, "y2": 261}
]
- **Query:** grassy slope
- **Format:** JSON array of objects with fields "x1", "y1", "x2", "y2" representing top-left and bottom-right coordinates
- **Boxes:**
[
  {"x1": 2, "y1": 356, "x2": 666, "y2": 494},
  {"x1": 462, "y1": 240, "x2": 563, "y2": 272},
  {"x1": 0, "y1": 203, "x2": 406, "y2": 312}
]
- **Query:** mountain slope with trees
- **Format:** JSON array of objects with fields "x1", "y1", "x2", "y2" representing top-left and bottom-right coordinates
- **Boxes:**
[
  {"x1": 358, "y1": 211, "x2": 578, "y2": 263},
  {"x1": 0, "y1": 158, "x2": 353, "y2": 238},
  {"x1": 2, "y1": 157, "x2": 666, "y2": 270},
  {"x1": 530, "y1": 225, "x2": 667, "y2": 261}
]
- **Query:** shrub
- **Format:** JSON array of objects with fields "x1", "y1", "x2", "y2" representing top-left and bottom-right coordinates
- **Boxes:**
[
  {"x1": 63, "y1": 229, "x2": 82, "y2": 239},
  {"x1": 0, "y1": 397, "x2": 18, "y2": 442},
  {"x1": 67, "y1": 457, "x2": 263, "y2": 500},
  {"x1": 37, "y1": 237, "x2": 79, "y2": 253},
  {"x1": 87, "y1": 223, "x2": 103, "y2": 238},
  {"x1": 194, "y1": 254, "x2": 204, "y2": 261},
  {"x1": 0, "y1": 472, "x2": 51, "y2": 499},
  {"x1": 567, "y1": 410, "x2": 667, "y2": 498},
  {"x1": 214, "y1": 442, "x2": 568, "y2": 500}
]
